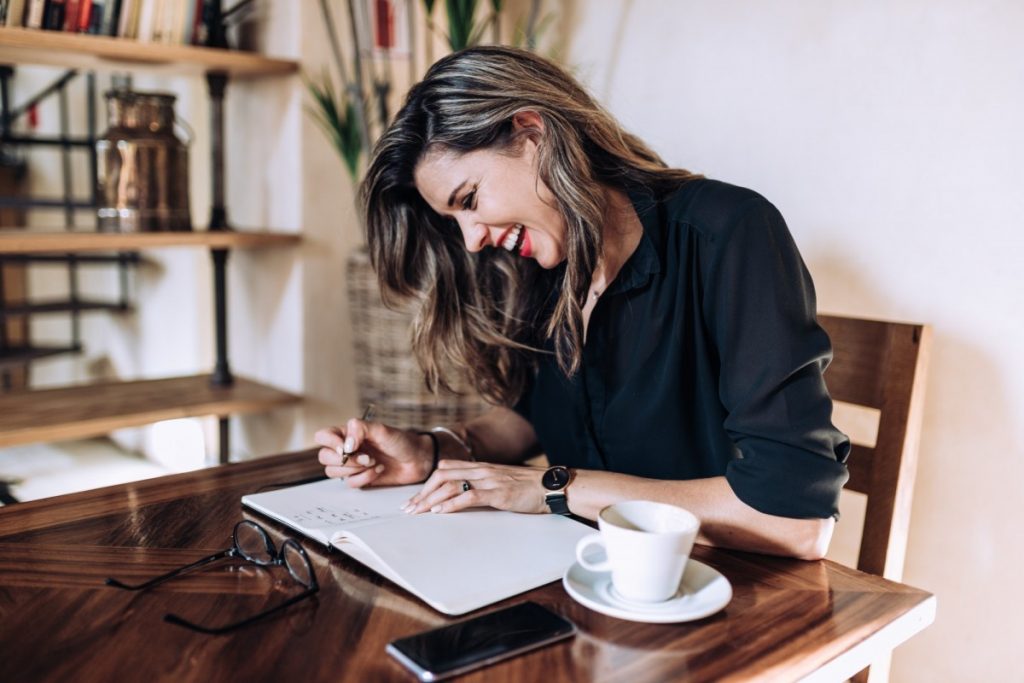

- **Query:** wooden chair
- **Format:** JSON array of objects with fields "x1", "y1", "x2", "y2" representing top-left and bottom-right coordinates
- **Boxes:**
[
  {"x1": 819, "y1": 314, "x2": 932, "y2": 582},
  {"x1": 818, "y1": 315, "x2": 931, "y2": 683}
]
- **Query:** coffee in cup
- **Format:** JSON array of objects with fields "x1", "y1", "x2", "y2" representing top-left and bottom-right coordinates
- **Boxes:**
[{"x1": 575, "y1": 500, "x2": 700, "y2": 603}]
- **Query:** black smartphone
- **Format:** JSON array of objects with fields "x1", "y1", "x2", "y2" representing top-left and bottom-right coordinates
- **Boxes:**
[{"x1": 386, "y1": 601, "x2": 576, "y2": 681}]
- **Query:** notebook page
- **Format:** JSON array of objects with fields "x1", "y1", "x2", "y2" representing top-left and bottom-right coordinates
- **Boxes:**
[
  {"x1": 242, "y1": 480, "x2": 421, "y2": 542},
  {"x1": 335, "y1": 508, "x2": 592, "y2": 615}
]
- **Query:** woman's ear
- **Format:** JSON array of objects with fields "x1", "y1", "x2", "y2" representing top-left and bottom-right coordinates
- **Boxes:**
[{"x1": 512, "y1": 110, "x2": 545, "y2": 135}]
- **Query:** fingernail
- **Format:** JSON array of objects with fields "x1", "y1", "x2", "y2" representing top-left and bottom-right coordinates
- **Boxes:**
[
  {"x1": 399, "y1": 501, "x2": 410, "y2": 511},
  {"x1": 335, "y1": 445, "x2": 345, "y2": 456},
  {"x1": 430, "y1": 505, "x2": 441, "y2": 513},
  {"x1": 374, "y1": 464, "x2": 384, "y2": 473},
  {"x1": 343, "y1": 437, "x2": 355, "y2": 453},
  {"x1": 357, "y1": 454, "x2": 372, "y2": 466}
]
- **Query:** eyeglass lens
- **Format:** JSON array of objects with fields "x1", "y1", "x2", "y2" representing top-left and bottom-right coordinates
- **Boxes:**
[
  {"x1": 234, "y1": 521, "x2": 275, "y2": 564},
  {"x1": 282, "y1": 541, "x2": 313, "y2": 587}
]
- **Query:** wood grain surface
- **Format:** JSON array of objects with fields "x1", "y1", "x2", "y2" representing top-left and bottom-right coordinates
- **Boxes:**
[
  {"x1": 0, "y1": 27, "x2": 297, "y2": 78},
  {"x1": 0, "y1": 374, "x2": 300, "y2": 447},
  {"x1": 0, "y1": 452, "x2": 934, "y2": 683},
  {"x1": 0, "y1": 231, "x2": 300, "y2": 255}
]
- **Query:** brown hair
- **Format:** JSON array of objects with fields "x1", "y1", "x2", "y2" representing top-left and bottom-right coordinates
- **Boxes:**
[{"x1": 361, "y1": 45, "x2": 698, "y2": 405}]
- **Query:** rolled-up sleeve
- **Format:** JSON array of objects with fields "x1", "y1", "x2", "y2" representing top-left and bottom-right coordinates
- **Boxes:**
[{"x1": 703, "y1": 198, "x2": 850, "y2": 519}]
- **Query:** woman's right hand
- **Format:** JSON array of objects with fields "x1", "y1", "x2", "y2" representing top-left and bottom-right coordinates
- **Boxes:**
[{"x1": 314, "y1": 418, "x2": 434, "y2": 488}]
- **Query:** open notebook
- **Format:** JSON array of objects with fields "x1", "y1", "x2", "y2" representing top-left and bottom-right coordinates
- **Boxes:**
[{"x1": 242, "y1": 479, "x2": 592, "y2": 615}]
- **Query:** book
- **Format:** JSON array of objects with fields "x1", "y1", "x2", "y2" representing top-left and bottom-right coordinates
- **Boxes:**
[
  {"x1": 5, "y1": 0, "x2": 27, "y2": 26},
  {"x1": 99, "y1": 0, "x2": 120, "y2": 35},
  {"x1": 242, "y1": 479, "x2": 592, "y2": 616},
  {"x1": 62, "y1": 0, "x2": 78, "y2": 30},
  {"x1": 24, "y1": 0, "x2": 45, "y2": 29},
  {"x1": 117, "y1": 0, "x2": 138, "y2": 38},
  {"x1": 135, "y1": 0, "x2": 154, "y2": 40},
  {"x1": 74, "y1": 0, "x2": 88, "y2": 31},
  {"x1": 43, "y1": 0, "x2": 65, "y2": 30}
]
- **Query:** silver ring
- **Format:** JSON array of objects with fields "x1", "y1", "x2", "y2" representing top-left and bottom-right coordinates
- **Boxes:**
[{"x1": 461, "y1": 480, "x2": 471, "y2": 493}]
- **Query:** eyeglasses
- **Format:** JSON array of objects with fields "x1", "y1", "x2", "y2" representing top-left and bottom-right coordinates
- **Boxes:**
[{"x1": 106, "y1": 520, "x2": 319, "y2": 634}]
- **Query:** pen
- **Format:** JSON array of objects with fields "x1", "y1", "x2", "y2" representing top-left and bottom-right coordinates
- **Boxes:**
[{"x1": 340, "y1": 403, "x2": 376, "y2": 466}]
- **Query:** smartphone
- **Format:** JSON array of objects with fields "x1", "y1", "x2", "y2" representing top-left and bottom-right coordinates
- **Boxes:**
[{"x1": 386, "y1": 601, "x2": 576, "y2": 681}]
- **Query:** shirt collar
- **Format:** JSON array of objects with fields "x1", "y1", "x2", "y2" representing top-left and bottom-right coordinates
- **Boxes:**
[{"x1": 604, "y1": 189, "x2": 663, "y2": 297}]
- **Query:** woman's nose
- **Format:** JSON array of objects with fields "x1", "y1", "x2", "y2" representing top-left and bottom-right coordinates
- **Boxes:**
[{"x1": 458, "y1": 218, "x2": 490, "y2": 253}]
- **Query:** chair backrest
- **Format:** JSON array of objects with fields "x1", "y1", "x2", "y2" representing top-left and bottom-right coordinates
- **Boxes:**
[{"x1": 818, "y1": 314, "x2": 932, "y2": 581}]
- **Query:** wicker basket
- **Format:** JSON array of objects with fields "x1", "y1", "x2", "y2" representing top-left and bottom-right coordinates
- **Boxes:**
[{"x1": 346, "y1": 246, "x2": 490, "y2": 429}]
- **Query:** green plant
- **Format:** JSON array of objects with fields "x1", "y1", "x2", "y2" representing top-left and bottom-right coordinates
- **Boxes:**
[
  {"x1": 305, "y1": 71, "x2": 363, "y2": 182},
  {"x1": 445, "y1": 0, "x2": 487, "y2": 51}
]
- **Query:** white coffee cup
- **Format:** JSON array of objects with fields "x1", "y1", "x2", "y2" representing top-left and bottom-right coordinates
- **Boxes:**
[{"x1": 575, "y1": 500, "x2": 700, "y2": 603}]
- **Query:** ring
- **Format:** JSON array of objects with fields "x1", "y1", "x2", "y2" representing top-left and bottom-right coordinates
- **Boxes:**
[{"x1": 461, "y1": 480, "x2": 471, "y2": 493}]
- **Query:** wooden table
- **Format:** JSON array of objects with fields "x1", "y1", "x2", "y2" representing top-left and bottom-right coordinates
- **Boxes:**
[{"x1": 0, "y1": 452, "x2": 935, "y2": 682}]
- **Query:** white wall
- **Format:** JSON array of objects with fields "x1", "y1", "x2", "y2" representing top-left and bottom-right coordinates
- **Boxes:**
[{"x1": 565, "y1": 0, "x2": 1023, "y2": 680}]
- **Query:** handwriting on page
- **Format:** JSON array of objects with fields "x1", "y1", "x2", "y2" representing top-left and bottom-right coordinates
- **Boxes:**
[{"x1": 292, "y1": 505, "x2": 379, "y2": 526}]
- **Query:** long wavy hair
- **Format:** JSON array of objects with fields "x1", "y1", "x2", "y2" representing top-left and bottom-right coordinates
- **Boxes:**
[{"x1": 362, "y1": 46, "x2": 699, "y2": 406}]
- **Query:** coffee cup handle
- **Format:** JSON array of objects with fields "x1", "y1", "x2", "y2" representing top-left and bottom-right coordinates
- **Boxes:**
[{"x1": 576, "y1": 533, "x2": 612, "y2": 572}]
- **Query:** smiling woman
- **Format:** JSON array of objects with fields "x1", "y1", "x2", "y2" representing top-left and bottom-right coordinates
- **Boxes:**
[
  {"x1": 313, "y1": 46, "x2": 851, "y2": 561},
  {"x1": 412, "y1": 125, "x2": 565, "y2": 268}
]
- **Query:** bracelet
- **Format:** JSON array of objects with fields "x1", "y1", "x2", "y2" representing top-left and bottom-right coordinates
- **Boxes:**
[
  {"x1": 416, "y1": 431, "x2": 441, "y2": 480},
  {"x1": 430, "y1": 426, "x2": 476, "y2": 461}
]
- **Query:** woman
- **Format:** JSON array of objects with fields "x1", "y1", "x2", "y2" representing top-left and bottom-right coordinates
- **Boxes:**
[{"x1": 315, "y1": 46, "x2": 849, "y2": 560}]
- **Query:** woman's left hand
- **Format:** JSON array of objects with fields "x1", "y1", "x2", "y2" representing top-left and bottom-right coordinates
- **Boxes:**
[{"x1": 401, "y1": 460, "x2": 550, "y2": 515}]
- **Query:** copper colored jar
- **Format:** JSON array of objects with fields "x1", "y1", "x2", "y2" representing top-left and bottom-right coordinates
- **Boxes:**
[{"x1": 96, "y1": 90, "x2": 192, "y2": 232}]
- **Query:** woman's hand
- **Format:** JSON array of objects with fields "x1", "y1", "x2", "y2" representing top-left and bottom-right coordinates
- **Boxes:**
[
  {"x1": 314, "y1": 418, "x2": 433, "y2": 488},
  {"x1": 400, "y1": 460, "x2": 550, "y2": 515}
]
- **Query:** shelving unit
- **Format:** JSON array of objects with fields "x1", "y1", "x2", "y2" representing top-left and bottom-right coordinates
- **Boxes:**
[{"x1": 0, "y1": 29, "x2": 303, "y2": 470}]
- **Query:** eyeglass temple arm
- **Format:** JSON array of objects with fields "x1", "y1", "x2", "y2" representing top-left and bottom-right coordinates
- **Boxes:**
[
  {"x1": 105, "y1": 549, "x2": 234, "y2": 591},
  {"x1": 163, "y1": 585, "x2": 320, "y2": 635}
]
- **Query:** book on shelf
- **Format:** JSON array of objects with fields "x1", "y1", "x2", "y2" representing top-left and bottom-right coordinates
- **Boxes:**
[
  {"x1": 242, "y1": 479, "x2": 593, "y2": 616},
  {"x1": 63, "y1": 0, "x2": 80, "y2": 31},
  {"x1": 1, "y1": 0, "x2": 28, "y2": 27},
  {"x1": 41, "y1": 0, "x2": 63, "y2": 30},
  {"x1": 23, "y1": 0, "x2": 44, "y2": 29},
  {"x1": 4, "y1": 0, "x2": 216, "y2": 44}
]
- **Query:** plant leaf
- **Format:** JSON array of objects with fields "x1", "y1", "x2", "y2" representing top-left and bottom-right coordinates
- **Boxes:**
[
  {"x1": 446, "y1": 0, "x2": 480, "y2": 50},
  {"x1": 303, "y1": 70, "x2": 363, "y2": 181}
]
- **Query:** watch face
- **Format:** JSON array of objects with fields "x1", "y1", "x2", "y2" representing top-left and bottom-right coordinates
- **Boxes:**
[{"x1": 542, "y1": 466, "x2": 571, "y2": 491}]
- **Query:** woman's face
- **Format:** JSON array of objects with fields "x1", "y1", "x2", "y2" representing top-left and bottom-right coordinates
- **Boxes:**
[{"x1": 413, "y1": 136, "x2": 567, "y2": 269}]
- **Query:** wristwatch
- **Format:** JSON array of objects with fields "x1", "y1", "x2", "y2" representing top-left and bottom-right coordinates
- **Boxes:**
[{"x1": 542, "y1": 466, "x2": 574, "y2": 515}]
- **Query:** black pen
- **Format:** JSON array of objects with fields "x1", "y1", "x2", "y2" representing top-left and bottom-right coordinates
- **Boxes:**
[{"x1": 340, "y1": 403, "x2": 376, "y2": 466}]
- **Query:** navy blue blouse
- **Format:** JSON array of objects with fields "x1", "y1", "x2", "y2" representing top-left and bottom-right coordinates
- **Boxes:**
[{"x1": 514, "y1": 178, "x2": 850, "y2": 519}]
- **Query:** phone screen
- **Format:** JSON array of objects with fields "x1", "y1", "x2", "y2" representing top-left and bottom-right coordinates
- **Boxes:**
[{"x1": 386, "y1": 601, "x2": 576, "y2": 681}]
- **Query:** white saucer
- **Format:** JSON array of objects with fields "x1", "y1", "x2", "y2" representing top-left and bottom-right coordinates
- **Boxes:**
[{"x1": 562, "y1": 559, "x2": 732, "y2": 623}]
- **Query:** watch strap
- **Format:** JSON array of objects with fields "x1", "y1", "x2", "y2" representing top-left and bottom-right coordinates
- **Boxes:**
[{"x1": 545, "y1": 492, "x2": 570, "y2": 515}]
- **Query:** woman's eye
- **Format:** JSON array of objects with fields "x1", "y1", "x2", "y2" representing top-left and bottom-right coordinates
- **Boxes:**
[{"x1": 461, "y1": 190, "x2": 476, "y2": 210}]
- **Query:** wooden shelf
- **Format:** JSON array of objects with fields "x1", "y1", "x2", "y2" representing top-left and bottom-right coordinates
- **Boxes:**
[
  {"x1": 0, "y1": 374, "x2": 300, "y2": 448},
  {"x1": 0, "y1": 27, "x2": 298, "y2": 78},
  {"x1": 0, "y1": 230, "x2": 300, "y2": 254}
]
